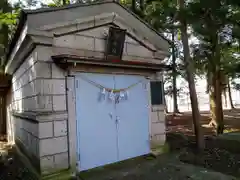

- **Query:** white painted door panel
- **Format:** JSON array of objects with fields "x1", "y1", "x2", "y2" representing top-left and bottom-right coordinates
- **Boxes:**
[{"x1": 75, "y1": 73, "x2": 117, "y2": 171}]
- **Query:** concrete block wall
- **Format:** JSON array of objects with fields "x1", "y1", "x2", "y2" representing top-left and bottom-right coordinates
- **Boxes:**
[
  {"x1": 150, "y1": 107, "x2": 165, "y2": 148},
  {"x1": 38, "y1": 114, "x2": 69, "y2": 175},
  {"x1": 8, "y1": 45, "x2": 69, "y2": 175},
  {"x1": 53, "y1": 25, "x2": 162, "y2": 65},
  {"x1": 34, "y1": 46, "x2": 69, "y2": 174},
  {"x1": 149, "y1": 74, "x2": 166, "y2": 148},
  {"x1": 13, "y1": 117, "x2": 39, "y2": 156},
  {"x1": 8, "y1": 50, "x2": 41, "y2": 163},
  {"x1": 11, "y1": 48, "x2": 66, "y2": 112}
]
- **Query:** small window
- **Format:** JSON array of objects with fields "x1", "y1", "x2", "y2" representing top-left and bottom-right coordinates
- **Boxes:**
[{"x1": 150, "y1": 81, "x2": 163, "y2": 105}]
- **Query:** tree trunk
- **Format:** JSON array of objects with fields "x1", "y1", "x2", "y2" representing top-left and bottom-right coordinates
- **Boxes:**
[
  {"x1": 206, "y1": 31, "x2": 224, "y2": 135},
  {"x1": 227, "y1": 79, "x2": 235, "y2": 109},
  {"x1": 131, "y1": 0, "x2": 136, "y2": 13},
  {"x1": 140, "y1": 0, "x2": 144, "y2": 11},
  {"x1": 213, "y1": 35, "x2": 224, "y2": 134},
  {"x1": 214, "y1": 68, "x2": 224, "y2": 134},
  {"x1": 209, "y1": 91, "x2": 216, "y2": 126},
  {"x1": 223, "y1": 88, "x2": 228, "y2": 108},
  {"x1": 208, "y1": 69, "x2": 224, "y2": 135},
  {"x1": 63, "y1": 0, "x2": 66, "y2": 5},
  {"x1": 164, "y1": 96, "x2": 168, "y2": 113},
  {"x1": 207, "y1": 73, "x2": 213, "y2": 113},
  {"x1": 208, "y1": 72, "x2": 217, "y2": 127},
  {"x1": 178, "y1": 0, "x2": 205, "y2": 149},
  {"x1": 172, "y1": 30, "x2": 179, "y2": 113}
]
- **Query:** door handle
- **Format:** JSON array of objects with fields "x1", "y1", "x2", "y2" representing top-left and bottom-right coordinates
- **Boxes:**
[{"x1": 116, "y1": 116, "x2": 120, "y2": 124}]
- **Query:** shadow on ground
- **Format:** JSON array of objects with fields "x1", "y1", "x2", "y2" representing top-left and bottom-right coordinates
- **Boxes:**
[
  {"x1": 1, "y1": 110, "x2": 240, "y2": 180},
  {"x1": 79, "y1": 153, "x2": 236, "y2": 180},
  {"x1": 0, "y1": 143, "x2": 38, "y2": 180}
]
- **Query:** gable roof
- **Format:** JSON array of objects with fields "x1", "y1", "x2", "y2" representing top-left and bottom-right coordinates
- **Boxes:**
[{"x1": 6, "y1": 0, "x2": 171, "y2": 64}]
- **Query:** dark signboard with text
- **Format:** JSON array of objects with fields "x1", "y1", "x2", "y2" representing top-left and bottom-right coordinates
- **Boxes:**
[{"x1": 106, "y1": 27, "x2": 126, "y2": 62}]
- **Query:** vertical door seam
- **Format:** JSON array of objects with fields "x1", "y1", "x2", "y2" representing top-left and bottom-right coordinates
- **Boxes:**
[{"x1": 113, "y1": 75, "x2": 120, "y2": 161}]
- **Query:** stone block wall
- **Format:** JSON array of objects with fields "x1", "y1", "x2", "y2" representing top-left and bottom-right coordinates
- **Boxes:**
[
  {"x1": 150, "y1": 107, "x2": 165, "y2": 148},
  {"x1": 7, "y1": 45, "x2": 69, "y2": 175},
  {"x1": 149, "y1": 75, "x2": 166, "y2": 149},
  {"x1": 53, "y1": 25, "x2": 164, "y2": 65}
]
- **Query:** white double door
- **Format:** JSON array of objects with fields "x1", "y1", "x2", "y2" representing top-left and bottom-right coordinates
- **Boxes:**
[{"x1": 75, "y1": 73, "x2": 150, "y2": 171}]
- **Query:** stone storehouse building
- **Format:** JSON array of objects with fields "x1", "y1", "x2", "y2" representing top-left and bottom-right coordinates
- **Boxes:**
[{"x1": 2, "y1": 1, "x2": 170, "y2": 177}]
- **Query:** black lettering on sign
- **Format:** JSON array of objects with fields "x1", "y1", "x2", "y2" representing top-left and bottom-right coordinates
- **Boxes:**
[
  {"x1": 106, "y1": 27, "x2": 126, "y2": 61},
  {"x1": 150, "y1": 81, "x2": 163, "y2": 105}
]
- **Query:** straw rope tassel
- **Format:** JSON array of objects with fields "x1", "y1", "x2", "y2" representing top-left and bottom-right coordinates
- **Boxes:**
[{"x1": 79, "y1": 75, "x2": 143, "y2": 92}]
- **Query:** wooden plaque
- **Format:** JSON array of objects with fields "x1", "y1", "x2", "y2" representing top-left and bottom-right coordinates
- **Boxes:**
[{"x1": 106, "y1": 27, "x2": 126, "y2": 62}]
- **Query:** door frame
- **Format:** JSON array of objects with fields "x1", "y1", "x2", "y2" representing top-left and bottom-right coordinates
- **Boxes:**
[{"x1": 66, "y1": 76, "x2": 77, "y2": 172}]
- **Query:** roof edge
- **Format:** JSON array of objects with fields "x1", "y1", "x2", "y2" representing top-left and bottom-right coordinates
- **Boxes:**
[
  {"x1": 115, "y1": 2, "x2": 171, "y2": 46},
  {"x1": 6, "y1": 1, "x2": 114, "y2": 63},
  {"x1": 24, "y1": 0, "x2": 114, "y2": 14},
  {"x1": 24, "y1": 0, "x2": 171, "y2": 46},
  {"x1": 6, "y1": 0, "x2": 171, "y2": 65},
  {"x1": 52, "y1": 54, "x2": 172, "y2": 71}
]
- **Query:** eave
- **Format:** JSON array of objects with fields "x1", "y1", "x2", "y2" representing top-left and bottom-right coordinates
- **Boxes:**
[{"x1": 52, "y1": 54, "x2": 172, "y2": 72}]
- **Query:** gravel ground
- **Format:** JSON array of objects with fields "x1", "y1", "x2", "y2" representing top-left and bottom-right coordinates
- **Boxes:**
[
  {"x1": 79, "y1": 154, "x2": 237, "y2": 180},
  {"x1": 0, "y1": 149, "x2": 237, "y2": 180},
  {"x1": 1, "y1": 132, "x2": 240, "y2": 180},
  {"x1": 0, "y1": 146, "x2": 38, "y2": 180}
]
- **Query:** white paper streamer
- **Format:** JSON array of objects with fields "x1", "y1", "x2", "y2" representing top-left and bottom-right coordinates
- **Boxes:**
[
  {"x1": 98, "y1": 88, "x2": 106, "y2": 102},
  {"x1": 109, "y1": 90, "x2": 115, "y2": 102},
  {"x1": 119, "y1": 92, "x2": 125, "y2": 100},
  {"x1": 98, "y1": 89, "x2": 130, "y2": 104},
  {"x1": 125, "y1": 91, "x2": 129, "y2": 100}
]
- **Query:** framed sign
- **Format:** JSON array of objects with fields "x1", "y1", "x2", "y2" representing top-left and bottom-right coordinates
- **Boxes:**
[
  {"x1": 150, "y1": 81, "x2": 164, "y2": 105},
  {"x1": 106, "y1": 27, "x2": 126, "y2": 62}
]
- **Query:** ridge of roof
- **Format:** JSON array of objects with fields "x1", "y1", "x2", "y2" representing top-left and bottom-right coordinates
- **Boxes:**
[
  {"x1": 23, "y1": 0, "x2": 113, "y2": 14},
  {"x1": 6, "y1": 0, "x2": 171, "y2": 64}
]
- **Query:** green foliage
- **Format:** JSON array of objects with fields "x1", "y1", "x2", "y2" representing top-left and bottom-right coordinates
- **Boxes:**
[
  {"x1": 189, "y1": 0, "x2": 240, "y2": 73},
  {"x1": 145, "y1": 0, "x2": 178, "y2": 32},
  {"x1": 46, "y1": 0, "x2": 71, "y2": 7},
  {"x1": 145, "y1": 0, "x2": 239, "y2": 80},
  {"x1": 0, "y1": 0, "x2": 16, "y2": 66},
  {"x1": 0, "y1": 12, "x2": 18, "y2": 25},
  {"x1": 0, "y1": 0, "x2": 42, "y2": 66}
]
